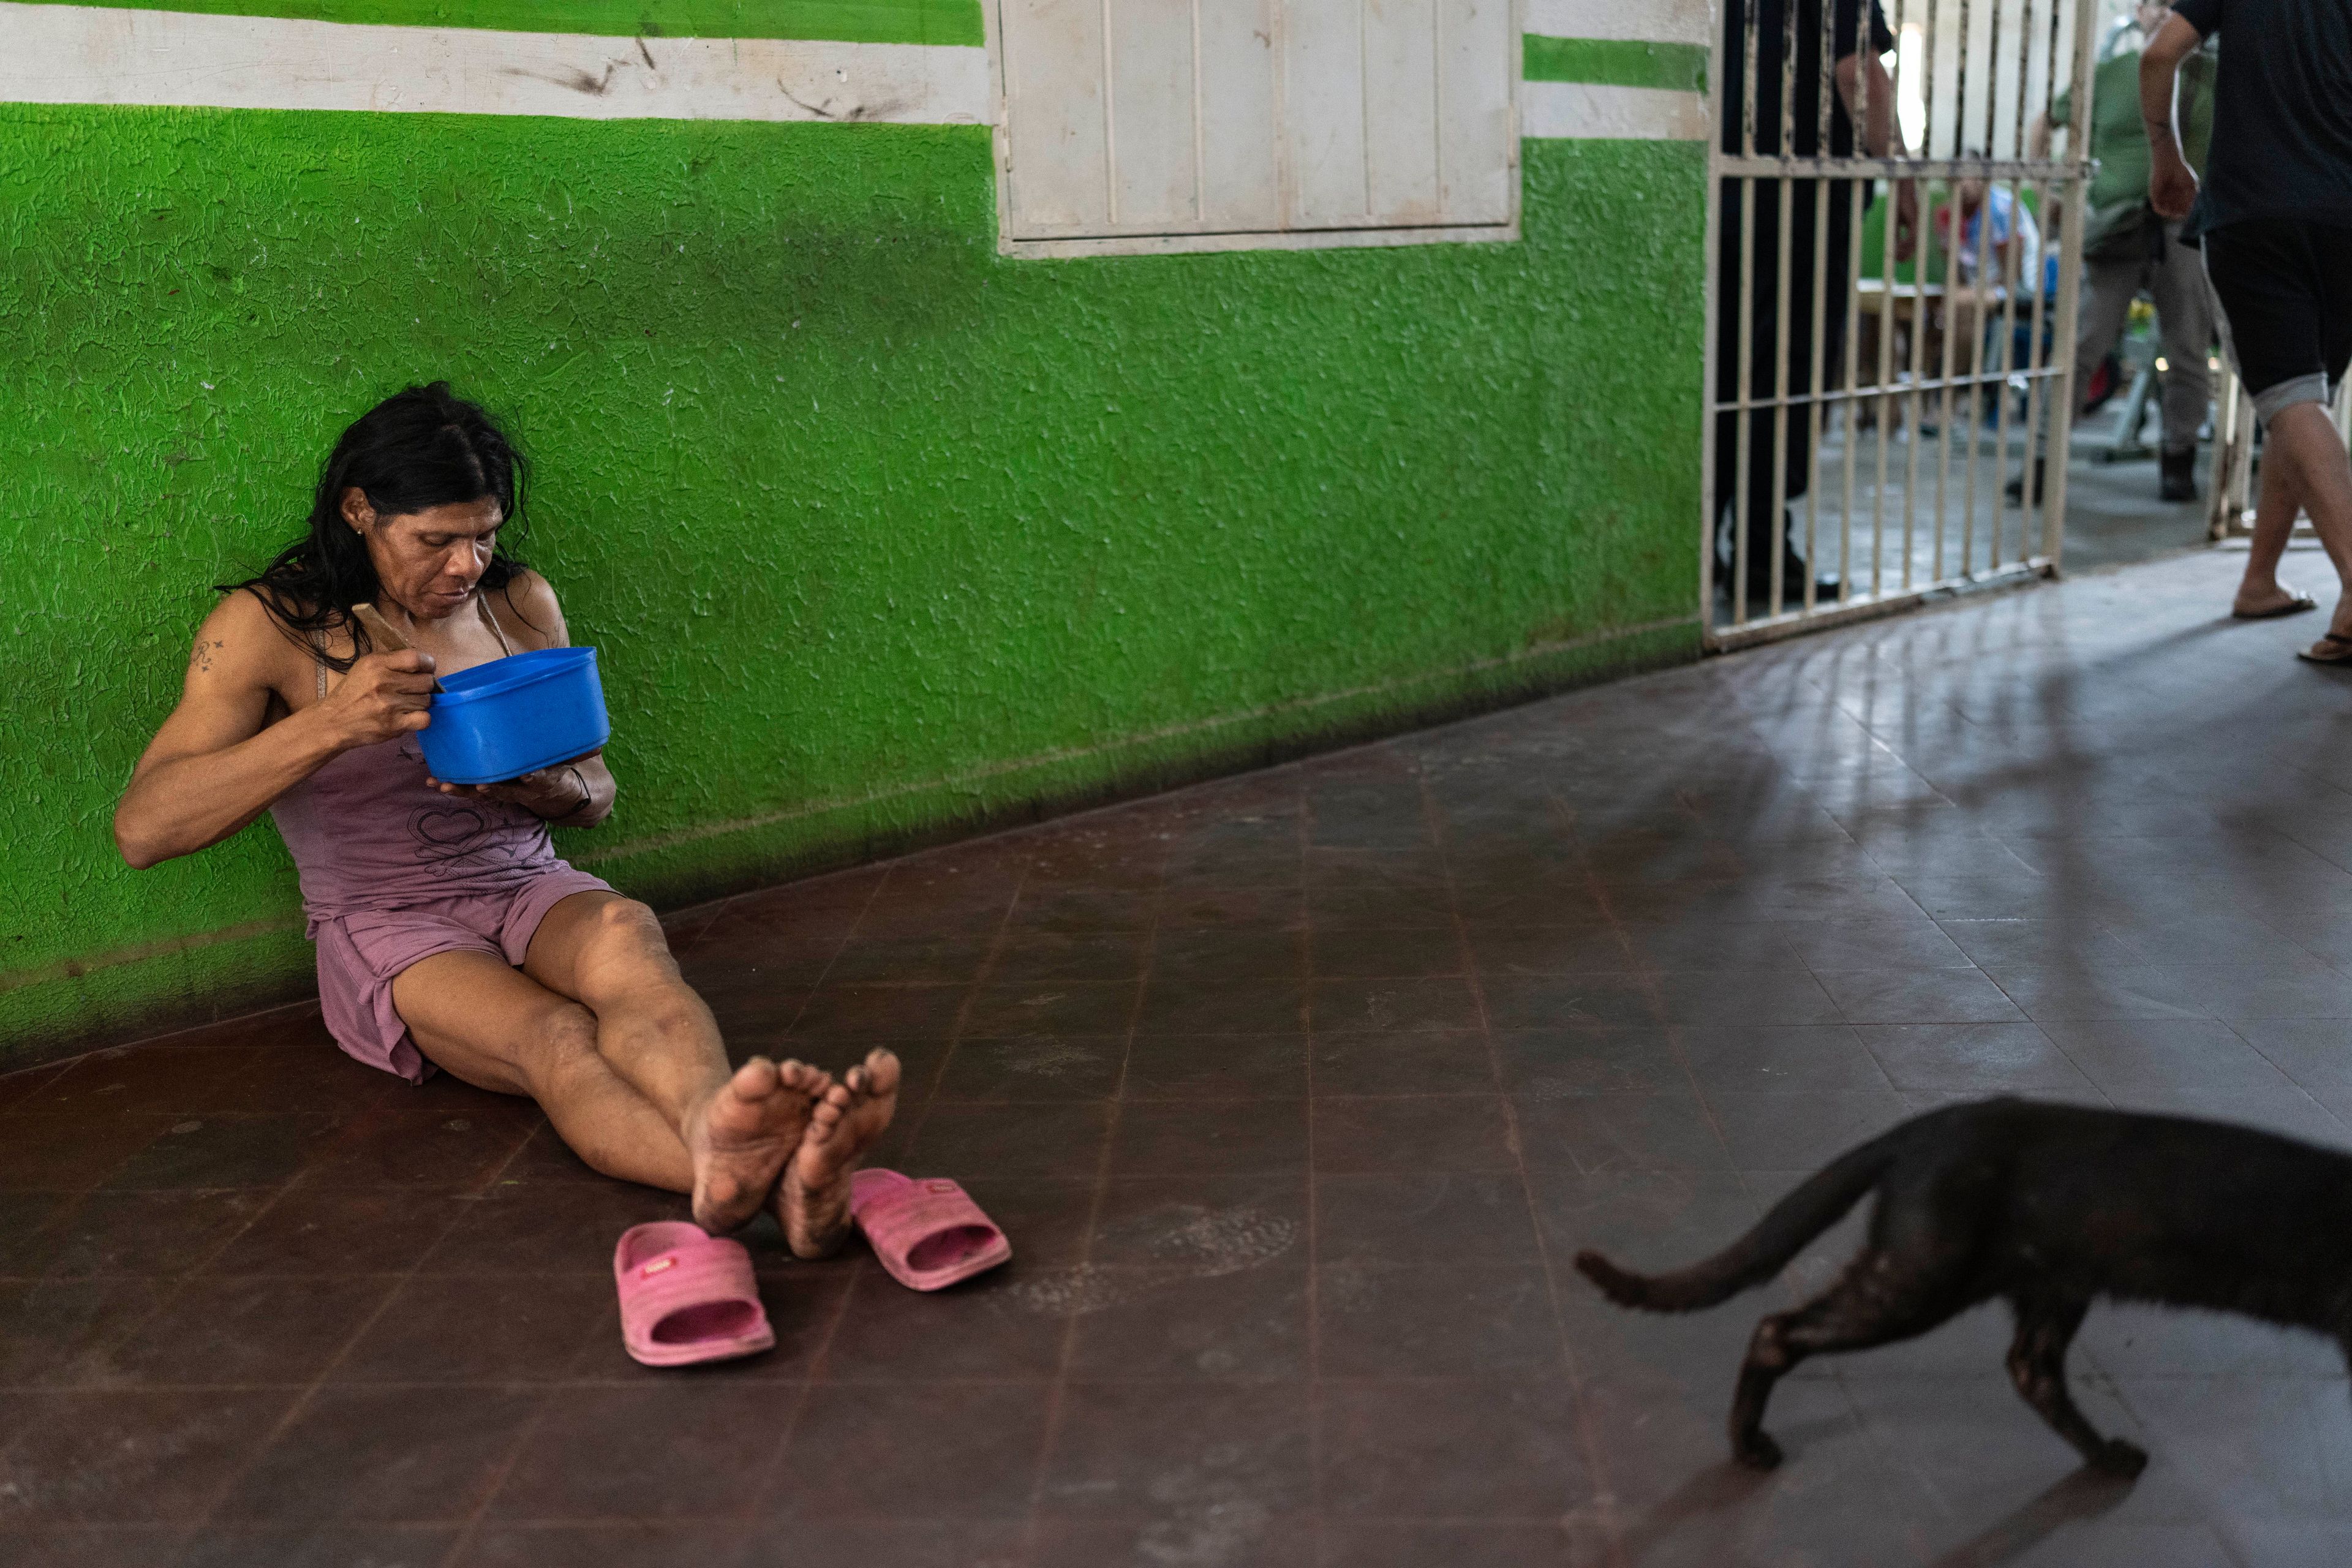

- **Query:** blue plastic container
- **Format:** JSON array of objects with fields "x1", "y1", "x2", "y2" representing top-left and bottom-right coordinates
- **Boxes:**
[{"x1": 417, "y1": 646, "x2": 611, "y2": 785}]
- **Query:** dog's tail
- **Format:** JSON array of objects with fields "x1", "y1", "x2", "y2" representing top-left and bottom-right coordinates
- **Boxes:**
[{"x1": 1572, "y1": 1131, "x2": 1902, "y2": 1313}]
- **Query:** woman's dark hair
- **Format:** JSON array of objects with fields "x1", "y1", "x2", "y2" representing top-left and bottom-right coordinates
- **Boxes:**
[{"x1": 223, "y1": 381, "x2": 531, "y2": 670}]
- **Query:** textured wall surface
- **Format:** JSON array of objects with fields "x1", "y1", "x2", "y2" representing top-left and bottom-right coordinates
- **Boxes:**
[{"x1": 0, "y1": 103, "x2": 1705, "y2": 1058}]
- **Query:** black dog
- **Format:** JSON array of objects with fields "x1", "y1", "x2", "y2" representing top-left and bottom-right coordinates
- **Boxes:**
[{"x1": 1575, "y1": 1098, "x2": 2352, "y2": 1475}]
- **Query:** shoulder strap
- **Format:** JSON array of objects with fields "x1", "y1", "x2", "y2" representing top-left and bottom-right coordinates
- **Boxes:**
[{"x1": 478, "y1": 593, "x2": 517, "y2": 657}]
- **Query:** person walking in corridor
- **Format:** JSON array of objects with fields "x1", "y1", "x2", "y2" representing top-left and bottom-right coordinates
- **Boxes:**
[
  {"x1": 2011, "y1": 1, "x2": 2217, "y2": 507},
  {"x1": 2145, "y1": 0, "x2": 2352, "y2": 635}
]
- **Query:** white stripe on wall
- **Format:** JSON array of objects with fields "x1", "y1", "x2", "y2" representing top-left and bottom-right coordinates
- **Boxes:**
[
  {"x1": 1522, "y1": 0, "x2": 1711, "y2": 46},
  {"x1": 1522, "y1": 80, "x2": 1708, "y2": 141},
  {"x1": 0, "y1": 2, "x2": 990, "y2": 123},
  {"x1": 1, "y1": 1, "x2": 1705, "y2": 141}
]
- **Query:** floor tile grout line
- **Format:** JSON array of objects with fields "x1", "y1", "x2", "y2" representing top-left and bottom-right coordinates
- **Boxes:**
[
  {"x1": 14, "y1": 1158, "x2": 429, "y2": 1447},
  {"x1": 721, "y1": 1282, "x2": 853, "y2": 1526},
  {"x1": 54, "y1": 1363, "x2": 2267, "y2": 1394},
  {"x1": 1010, "y1": 845, "x2": 1166, "y2": 1568},
  {"x1": 425, "y1": 1102, "x2": 666, "y2": 1568},
  {"x1": 431, "y1": 1383, "x2": 573, "y2": 1565},
  {"x1": 1294, "y1": 791, "x2": 1327, "y2": 1562},
  {"x1": 0, "y1": 1502, "x2": 1661, "y2": 1537},
  {"x1": 1427, "y1": 771, "x2": 1629, "y2": 1568},
  {"x1": 12, "y1": 1370, "x2": 1522, "y2": 1395},
  {"x1": 1545, "y1": 793, "x2": 1748, "y2": 1193},
  {"x1": 156, "y1": 1059, "x2": 541, "y2": 1541},
  {"x1": 771, "y1": 869, "x2": 891, "y2": 1046},
  {"x1": 184, "y1": 1176, "x2": 492, "y2": 1541},
  {"x1": 2213, "y1": 1019, "x2": 2351, "y2": 1133},
  {"x1": 884, "y1": 859, "x2": 1035, "y2": 1166},
  {"x1": 63, "y1": 1164, "x2": 315, "y2": 1308}
]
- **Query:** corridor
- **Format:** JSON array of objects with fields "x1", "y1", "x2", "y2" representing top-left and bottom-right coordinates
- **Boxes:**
[{"x1": 7, "y1": 549, "x2": 2352, "y2": 1566}]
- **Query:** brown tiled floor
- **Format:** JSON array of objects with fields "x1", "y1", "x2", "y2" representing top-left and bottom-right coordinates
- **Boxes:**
[{"x1": 12, "y1": 549, "x2": 2352, "y2": 1566}]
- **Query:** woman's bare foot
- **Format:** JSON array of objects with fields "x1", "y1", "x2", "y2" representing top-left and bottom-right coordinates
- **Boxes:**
[
  {"x1": 780, "y1": 1048, "x2": 901, "y2": 1259},
  {"x1": 684, "y1": 1057, "x2": 826, "y2": 1234}
]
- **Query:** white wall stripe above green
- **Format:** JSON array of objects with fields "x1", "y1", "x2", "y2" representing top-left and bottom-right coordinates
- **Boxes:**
[
  {"x1": 1523, "y1": 80, "x2": 1707, "y2": 141},
  {"x1": 0, "y1": 2, "x2": 989, "y2": 121},
  {"x1": 2, "y1": 1, "x2": 1706, "y2": 140},
  {"x1": 1524, "y1": 0, "x2": 1709, "y2": 46}
]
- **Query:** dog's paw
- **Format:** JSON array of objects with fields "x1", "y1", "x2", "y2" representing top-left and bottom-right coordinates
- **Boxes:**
[
  {"x1": 2091, "y1": 1438, "x2": 2149, "y2": 1479},
  {"x1": 1732, "y1": 1431, "x2": 1784, "y2": 1470}
]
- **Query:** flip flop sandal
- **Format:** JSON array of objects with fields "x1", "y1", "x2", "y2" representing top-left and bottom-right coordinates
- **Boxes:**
[
  {"x1": 850, "y1": 1170, "x2": 1012, "y2": 1292},
  {"x1": 2299, "y1": 633, "x2": 2352, "y2": 665},
  {"x1": 2234, "y1": 595, "x2": 2319, "y2": 620},
  {"x1": 613, "y1": 1221, "x2": 775, "y2": 1367}
]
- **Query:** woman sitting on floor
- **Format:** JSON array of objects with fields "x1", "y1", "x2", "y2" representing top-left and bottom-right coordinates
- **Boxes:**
[{"x1": 113, "y1": 382, "x2": 889, "y2": 1250}]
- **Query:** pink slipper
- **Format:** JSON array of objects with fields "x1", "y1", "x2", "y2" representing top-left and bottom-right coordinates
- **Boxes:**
[
  {"x1": 612, "y1": 1221, "x2": 775, "y2": 1367},
  {"x1": 850, "y1": 1170, "x2": 1012, "y2": 1291}
]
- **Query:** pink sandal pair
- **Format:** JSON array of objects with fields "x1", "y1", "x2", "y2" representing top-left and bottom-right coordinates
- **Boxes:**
[{"x1": 615, "y1": 1170, "x2": 1011, "y2": 1367}]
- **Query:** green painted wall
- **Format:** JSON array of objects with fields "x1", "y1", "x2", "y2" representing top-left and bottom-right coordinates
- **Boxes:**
[{"x1": 0, "y1": 104, "x2": 1705, "y2": 1061}]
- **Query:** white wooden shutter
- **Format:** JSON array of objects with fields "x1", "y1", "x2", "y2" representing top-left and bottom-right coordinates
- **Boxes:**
[{"x1": 992, "y1": 0, "x2": 1520, "y2": 256}]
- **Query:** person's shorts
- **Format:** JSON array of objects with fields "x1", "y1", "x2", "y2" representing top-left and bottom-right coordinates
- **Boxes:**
[
  {"x1": 2202, "y1": 219, "x2": 2352, "y2": 424},
  {"x1": 311, "y1": 865, "x2": 614, "y2": 1082}
]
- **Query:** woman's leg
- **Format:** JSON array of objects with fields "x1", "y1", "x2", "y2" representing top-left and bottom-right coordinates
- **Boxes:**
[
  {"x1": 521, "y1": 892, "x2": 737, "y2": 1131},
  {"x1": 516, "y1": 894, "x2": 907, "y2": 1253},
  {"x1": 394, "y1": 894, "x2": 823, "y2": 1231},
  {"x1": 390, "y1": 948, "x2": 697, "y2": 1191}
]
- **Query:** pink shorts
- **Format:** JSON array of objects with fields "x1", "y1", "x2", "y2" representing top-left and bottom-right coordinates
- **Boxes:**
[{"x1": 311, "y1": 867, "x2": 614, "y2": 1082}]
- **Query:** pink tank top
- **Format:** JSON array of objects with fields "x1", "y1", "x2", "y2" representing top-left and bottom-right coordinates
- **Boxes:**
[{"x1": 269, "y1": 601, "x2": 564, "y2": 922}]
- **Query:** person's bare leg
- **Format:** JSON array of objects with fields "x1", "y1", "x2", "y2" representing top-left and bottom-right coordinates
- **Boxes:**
[
  {"x1": 523, "y1": 892, "x2": 823, "y2": 1232},
  {"x1": 2237, "y1": 425, "x2": 2312, "y2": 615},
  {"x1": 780, "y1": 1047, "x2": 902, "y2": 1259},
  {"x1": 2261, "y1": 401, "x2": 2352, "y2": 644},
  {"x1": 393, "y1": 949, "x2": 696, "y2": 1191}
]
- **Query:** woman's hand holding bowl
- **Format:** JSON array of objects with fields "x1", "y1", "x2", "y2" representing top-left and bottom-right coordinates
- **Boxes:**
[{"x1": 426, "y1": 756, "x2": 600, "y2": 823}]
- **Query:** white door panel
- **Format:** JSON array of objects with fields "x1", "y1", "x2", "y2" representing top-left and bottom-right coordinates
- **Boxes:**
[
  {"x1": 1283, "y1": 0, "x2": 1371, "y2": 227},
  {"x1": 1107, "y1": 0, "x2": 1200, "y2": 229},
  {"x1": 1364, "y1": 0, "x2": 1443, "y2": 224},
  {"x1": 1438, "y1": 0, "x2": 1515, "y2": 224},
  {"x1": 1197, "y1": 0, "x2": 1284, "y2": 231},
  {"x1": 1002, "y1": 0, "x2": 1110, "y2": 232}
]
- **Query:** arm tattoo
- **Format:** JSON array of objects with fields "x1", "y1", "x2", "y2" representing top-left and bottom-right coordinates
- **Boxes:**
[{"x1": 189, "y1": 638, "x2": 224, "y2": 675}]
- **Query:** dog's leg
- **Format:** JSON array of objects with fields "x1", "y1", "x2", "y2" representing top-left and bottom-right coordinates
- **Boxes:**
[
  {"x1": 1728, "y1": 1247, "x2": 1958, "y2": 1469},
  {"x1": 2006, "y1": 1295, "x2": 2145, "y2": 1477}
]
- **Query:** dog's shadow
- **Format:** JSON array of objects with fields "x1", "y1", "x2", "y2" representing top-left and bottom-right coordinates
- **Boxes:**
[{"x1": 1615, "y1": 1426, "x2": 2135, "y2": 1567}]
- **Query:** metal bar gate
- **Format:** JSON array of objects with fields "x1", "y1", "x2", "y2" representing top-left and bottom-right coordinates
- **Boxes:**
[{"x1": 1704, "y1": 0, "x2": 2100, "y2": 650}]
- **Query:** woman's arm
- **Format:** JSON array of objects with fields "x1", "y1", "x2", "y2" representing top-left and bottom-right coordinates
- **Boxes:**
[
  {"x1": 114, "y1": 592, "x2": 439, "y2": 868},
  {"x1": 423, "y1": 573, "x2": 617, "y2": 828}
]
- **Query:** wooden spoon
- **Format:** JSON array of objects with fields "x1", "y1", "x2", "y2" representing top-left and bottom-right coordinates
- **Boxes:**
[{"x1": 350, "y1": 602, "x2": 443, "y2": 692}]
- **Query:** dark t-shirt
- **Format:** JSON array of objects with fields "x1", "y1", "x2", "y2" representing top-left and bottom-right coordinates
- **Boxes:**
[
  {"x1": 2174, "y1": 0, "x2": 2352, "y2": 230},
  {"x1": 1721, "y1": 0, "x2": 1897, "y2": 159}
]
